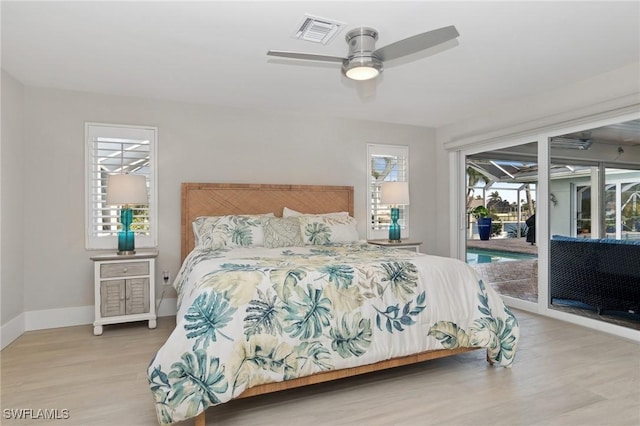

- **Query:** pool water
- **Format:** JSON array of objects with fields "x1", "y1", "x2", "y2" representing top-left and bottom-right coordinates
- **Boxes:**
[{"x1": 466, "y1": 248, "x2": 537, "y2": 264}]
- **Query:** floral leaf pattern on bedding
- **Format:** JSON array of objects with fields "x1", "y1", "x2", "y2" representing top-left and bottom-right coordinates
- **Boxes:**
[
  {"x1": 299, "y1": 216, "x2": 359, "y2": 244},
  {"x1": 199, "y1": 223, "x2": 230, "y2": 249},
  {"x1": 295, "y1": 341, "x2": 332, "y2": 374},
  {"x1": 379, "y1": 261, "x2": 419, "y2": 302},
  {"x1": 469, "y1": 280, "x2": 519, "y2": 364},
  {"x1": 304, "y1": 221, "x2": 331, "y2": 244},
  {"x1": 269, "y1": 268, "x2": 307, "y2": 302},
  {"x1": 319, "y1": 264, "x2": 354, "y2": 289},
  {"x1": 284, "y1": 284, "x2": 332, "y2": 339},
  {"x1": 167, "y1": 351, "x2": 228, "y2": 418},
  {"x1": 196, "y1": 215, "x2": 272, "y2": 250},
  {"x1": 184, "y1": 292, "x2": 236, "y2": 350},
  {"x1": 198, "y1": 264, "x2": 264, "y2": 307},
  {"x1": 427, "y1": 321, "x2": 471, "y2": 348},
  {"x1": 174, "y1": 250, "x2": 226, "y2": 303},
  {"x1": 324, "y1": 283, "x2": 364, "y2": 312},
  {"x1": 228, "y1": 216, "x2": 264, "y2": 246},
  {"x1": 427, "y1": 279, "x2": 519, "y2": 365},
  {"x1": 149, "y1": 242, "x2": 520, "y2": 425},
  {"x1": 228, "y1": 335, "x2": 298, "y2": 396},
  {"x1": 330, "y1": 312, "x2": 372, "y2": 358},
  {"x1": 243, "y1": 288, "x2": 283, "y2": 338},
  {"x1": 148, "y1": 365, "x2": 172, "y2": 425},
  {"x1": 375, "y1": 291, "x2": 427, "y2": 333}
]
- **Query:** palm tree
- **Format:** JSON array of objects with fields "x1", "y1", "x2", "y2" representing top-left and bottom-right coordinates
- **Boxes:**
[
  {"x1": 466, "y1": 167, "x2": 489, "y2": 208},
  {"x1": 524, "y1": 184, "x2": 535, "y2": 216},
  {"x1": 489, "y1": 191, "x2": 502, "y2": 202}
]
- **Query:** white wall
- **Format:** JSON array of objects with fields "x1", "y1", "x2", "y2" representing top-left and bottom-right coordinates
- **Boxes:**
[
  {"x1": 549, "y1": 178, "x2": 575, "y2": 237},
  {"x1": 9, "y1": 85, "x2": 435, "y2": 332},
  {"x1": 1, "y1": 70, "x2": 25, "y2": 347}
]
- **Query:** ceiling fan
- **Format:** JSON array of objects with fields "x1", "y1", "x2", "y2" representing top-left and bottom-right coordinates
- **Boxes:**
[{"x1": 267, "y1": 25, "x2": 459, "y2": 81}]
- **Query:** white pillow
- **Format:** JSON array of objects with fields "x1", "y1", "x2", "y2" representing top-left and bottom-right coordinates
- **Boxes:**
[
  {"x1": 283, "y1": 207, "x2": 350, "y2": 218},
  {"x1": 298, "y1": 215, "x2": 359, "y2": 245}
]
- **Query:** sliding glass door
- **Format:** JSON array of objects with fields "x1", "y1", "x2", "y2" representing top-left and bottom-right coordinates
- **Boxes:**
[
  {"x1": 464, "y1": 141, "x2": 539, "y2": 305},
  {"x1": 548, "y1": 121, "x2": 640, "y2": 330},
  {"x1": 452, "y1": 115, "x2": 640, "y2": 337}
]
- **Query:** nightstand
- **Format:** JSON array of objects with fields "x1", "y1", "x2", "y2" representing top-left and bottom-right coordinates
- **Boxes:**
[
  {"x1": 368, "y1": 239, "x2": 422, "y2": 253},
  {"x1": 90, "y1": 250, "x2": 158, "y2": 336}
]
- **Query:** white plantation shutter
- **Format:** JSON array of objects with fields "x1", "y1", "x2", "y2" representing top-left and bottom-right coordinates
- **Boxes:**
[
  {"x1": 367, "y1": 144, "x2": 409, "y2": 239},
  {"x1": 85, "y1": 123, "x2": 157, "y2": 250}
]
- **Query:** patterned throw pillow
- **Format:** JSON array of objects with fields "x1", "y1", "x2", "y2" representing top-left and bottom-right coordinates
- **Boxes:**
[
  {"x1": 262, "y1": 217, "x2": 305, "y2": 248},
  {"x1": 194, "y1": 214, "x2": 273, "y2": 249},
  {"x1": 192, "y1": 216, "x2": 223, "y2": 247},
  {"x1": 298, "y1": 215, "x2": 359, "y2": 245}
]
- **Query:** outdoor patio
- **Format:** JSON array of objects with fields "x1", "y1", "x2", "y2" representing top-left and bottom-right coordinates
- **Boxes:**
[
  {"x1": 467, "y1": 238, "x2": 538, "y2": 303},
  {"x1": 467, "y1": 237, "x2": 640, "y2": 330},
  {"x1": 467, "y1": 237, "x2": 538, "y2": 255}
]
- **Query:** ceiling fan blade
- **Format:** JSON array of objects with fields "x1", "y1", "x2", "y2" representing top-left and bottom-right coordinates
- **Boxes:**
[
  {"x1": 373, "y1": 25, "x2": 459, "y2": 62},
  {"x1": 267, "y1": 50, "x2": 346, "y2": 63}
]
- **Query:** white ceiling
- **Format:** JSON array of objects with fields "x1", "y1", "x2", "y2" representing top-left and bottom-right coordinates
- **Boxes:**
[{"x1": 2, "y1": 1, "x2": 639, "y2": 128}]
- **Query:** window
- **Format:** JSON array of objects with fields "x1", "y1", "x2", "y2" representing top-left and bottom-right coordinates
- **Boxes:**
[
  {"x1": 559, "y1": 167, "x2": 640, "y2": 240},
  {"x1": 604, "y1": 171, "x2": 640, "y2": 240},
  {"x1": 575, "y1": 184, "x2": 591, "y2": 235},
  {"x1": 85, "y1": 123, "x2": 157, "y2": 250},
  {"x1": 367, "y1": 144, "x2": 409, "y2": 239}
]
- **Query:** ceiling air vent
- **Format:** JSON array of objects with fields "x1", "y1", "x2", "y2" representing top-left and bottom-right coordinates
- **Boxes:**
[{"x1": 292, "y1": 15, "x2": 344, "y2": 44}]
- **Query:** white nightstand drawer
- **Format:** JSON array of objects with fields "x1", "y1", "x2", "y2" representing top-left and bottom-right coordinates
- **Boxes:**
[
  {"x1": 367, "y1": 239, "x2": 422, "y2": 253},
  {"x1": 100, "y1": 261, "x2": 149, "y2": 278}
]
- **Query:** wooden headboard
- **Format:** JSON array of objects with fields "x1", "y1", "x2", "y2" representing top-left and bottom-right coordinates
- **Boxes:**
[{"x1": 181, "y1": 183, "x2": 354, "y2": 260}]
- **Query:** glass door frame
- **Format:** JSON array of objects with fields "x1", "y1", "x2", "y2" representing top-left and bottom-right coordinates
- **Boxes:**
[
  {"x1": 451, "y1": 135, "x2": 543, "y2": 314},
  {"x1": 447, "y1": 107, "x2": 640, "y2": 342}
]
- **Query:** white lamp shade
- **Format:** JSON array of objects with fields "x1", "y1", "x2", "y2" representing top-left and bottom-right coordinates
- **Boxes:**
[
  {"x1": 380, "y1": 181, "x2": 410, "y2": 206},
  {"x1": 106, "y1": 174, "x2": 148, "y2": 206}
]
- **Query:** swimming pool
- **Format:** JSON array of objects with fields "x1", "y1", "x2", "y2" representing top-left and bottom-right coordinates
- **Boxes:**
[{"x1": 466, "y1": 248, "x2": 537, "y2": 264}]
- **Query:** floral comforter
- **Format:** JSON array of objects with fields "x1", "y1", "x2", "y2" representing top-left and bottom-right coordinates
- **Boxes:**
[{"x1": 148, "y1": 242, "x2": 519, "y2": 424}]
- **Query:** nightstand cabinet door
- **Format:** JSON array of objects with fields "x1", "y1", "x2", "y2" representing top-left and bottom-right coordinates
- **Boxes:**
[
  {"x1": 126, "y1": 278, "x2": 150, "y2": 314},
  {"x1": 100, "y1": 280, "x2": 126, "y2": 317}
]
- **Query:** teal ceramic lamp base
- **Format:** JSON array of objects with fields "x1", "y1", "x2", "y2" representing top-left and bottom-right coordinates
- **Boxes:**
[
  {"x1": 118, "y1": 207, "x2": 136, "y2": 255},
  {"x1": 388, "y1": 207, "x2": 401, "y2": 242}
]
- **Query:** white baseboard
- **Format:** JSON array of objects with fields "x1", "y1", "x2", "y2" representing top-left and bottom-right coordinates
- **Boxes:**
[
  {"x1": 25, "y1": 305, "x2": 95, "y2": 331},
  {"x1": 1, "y1": 298, "x2": 177, "y2": 350},
  {"x1": 1, "y1": 313, "x2": 25, "y2": 350}
]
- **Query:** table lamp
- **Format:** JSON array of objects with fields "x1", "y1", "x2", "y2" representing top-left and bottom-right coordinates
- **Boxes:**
[
  {"x1": 380, "y1": 181, "x2": 410, "y2": 242},
  {"x1": 106, "y1": 174, "x2": 148, "y2": 255}
]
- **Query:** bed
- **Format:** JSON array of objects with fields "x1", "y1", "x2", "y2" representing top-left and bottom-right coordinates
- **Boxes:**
[{"x1": 148, "y1": 183, "x2": 519, "y2": 425}]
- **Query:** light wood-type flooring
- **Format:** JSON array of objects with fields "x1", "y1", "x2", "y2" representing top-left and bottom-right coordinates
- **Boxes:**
[{"x1": 1, "y1": 310, "x2": 638, "y2": 426}]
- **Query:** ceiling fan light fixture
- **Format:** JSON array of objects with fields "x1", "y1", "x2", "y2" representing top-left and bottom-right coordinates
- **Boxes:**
[
  {"x1": 343, "y1": 57, "x2": 382, "y2": 81},
  {"x1": 345, "y1": 65, "x2": 379, "y2": 80},
  {"x1": 268, "y1": 24, "x2": 459, "y2": 83}
]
